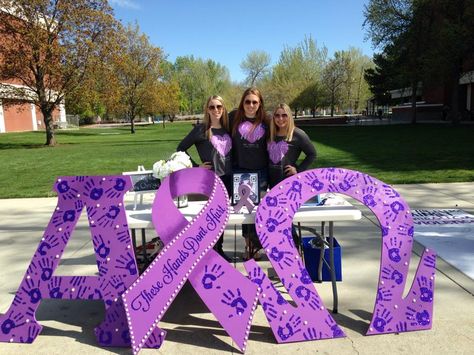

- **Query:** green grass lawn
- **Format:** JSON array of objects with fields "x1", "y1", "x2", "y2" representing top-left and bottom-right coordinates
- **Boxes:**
[{"x1": 0, "y1": 122, "x2": 473, "y2": 198}]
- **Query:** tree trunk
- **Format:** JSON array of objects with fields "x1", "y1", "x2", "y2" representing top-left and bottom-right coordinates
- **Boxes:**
[
  {"x1": 450, "y1": 64, "x2": 462, "y2": 125},
  {"x1": 43, "y1": 111, "x2": 56, "y2": 146},
  {"x1": 331, "y1": 91, "x2": 335, "y2": 117},
  {"x1": 130, "y1": 118, "x2": 135, "y2": 134},
  {"x1": 410, "y1": 80, "x2": 417, "y2": 124}
]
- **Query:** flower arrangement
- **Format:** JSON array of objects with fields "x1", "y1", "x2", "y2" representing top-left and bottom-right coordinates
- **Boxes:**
[{"x1": 152, "y1": 151, "x2": 192, "y2": 180}]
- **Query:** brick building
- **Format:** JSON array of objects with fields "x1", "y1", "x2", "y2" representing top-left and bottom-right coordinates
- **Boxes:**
[{"x1": 0, "y1": 8, "x2": 66, "y2": 133}]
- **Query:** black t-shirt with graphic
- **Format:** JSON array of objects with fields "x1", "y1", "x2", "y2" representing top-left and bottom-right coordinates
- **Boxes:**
[
  {"x1": 267, "y1": 127, "x2": 316, "y2": 188},
  {"x1": 230, "y1": 116, "x2": 269, "y2": 170},
  {"x1": 177, "y1": 124, "x2": 232, "y2": 177}
]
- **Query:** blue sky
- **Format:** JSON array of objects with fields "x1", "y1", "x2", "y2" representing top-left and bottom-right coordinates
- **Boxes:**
[{"x1": 110, "y1": 0, "x2": 374, "y2": 82}]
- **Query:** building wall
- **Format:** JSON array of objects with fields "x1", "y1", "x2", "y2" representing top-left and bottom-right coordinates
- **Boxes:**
[{"x1": 2, "y1": 101, "x2": 34, "y2": 132}]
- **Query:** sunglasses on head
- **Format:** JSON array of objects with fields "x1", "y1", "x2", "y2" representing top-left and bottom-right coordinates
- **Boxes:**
[
  {"x1": 208, "y1": 105, "x2": 223, "y2": 111},
  {"x1": 244, "y1": 100, "x2": 259, "y2": 106},
  {"x1": 274, "y1": 113, "x2": 288, "y2": 119}
]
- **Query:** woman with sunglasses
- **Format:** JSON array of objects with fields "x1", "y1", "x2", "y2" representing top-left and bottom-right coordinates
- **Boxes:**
[
  {"x1": 268, "y1": 103, "x2": 316, "y2": 189},
  {"x1": 230, "y1": 87, "x2": 269, "y2": 260},
  {"x1": 177, "y1": 95, "x2": 232, "y2": 261}
]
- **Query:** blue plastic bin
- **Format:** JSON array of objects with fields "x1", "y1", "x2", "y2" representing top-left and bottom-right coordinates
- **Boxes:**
[{"x1": 302, "y1": 236, "x2": 342, "y2": 282}]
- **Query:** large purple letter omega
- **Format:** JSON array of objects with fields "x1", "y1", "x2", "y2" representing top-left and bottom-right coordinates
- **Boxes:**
[{"x1": 250, "y1": 168, "x2": 436, "y2": 340}]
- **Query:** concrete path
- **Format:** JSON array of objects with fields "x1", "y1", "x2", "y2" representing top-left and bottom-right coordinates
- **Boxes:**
[{"x1": 0, "y1": 183, "x2": 473, "y2": 354}]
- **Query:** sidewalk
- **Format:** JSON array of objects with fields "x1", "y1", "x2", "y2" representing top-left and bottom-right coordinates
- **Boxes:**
[{"x1": 0, "y1": 183, "x2": 473, "y2": 354}]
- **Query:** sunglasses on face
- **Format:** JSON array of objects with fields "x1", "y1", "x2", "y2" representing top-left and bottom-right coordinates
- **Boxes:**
[
  {"x1": 274, "y1": 113, "x2": 288, "y2": 119},
  {"x1": 208, "y1": 105, "x2": 223, "y2": 111},
  {"x1": 244, "y1": 100, "x2": 259, "y2": 106}
]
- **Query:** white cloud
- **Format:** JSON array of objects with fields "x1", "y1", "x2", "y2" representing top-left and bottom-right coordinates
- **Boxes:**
[{"x1": 109, "y1": 0, "x2": 140, "y2": 10}]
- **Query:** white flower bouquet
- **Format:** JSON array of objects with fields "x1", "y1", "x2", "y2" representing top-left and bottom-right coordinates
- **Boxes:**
[{"x1": 152, "y1": 151, "x2": 192, "y2": 180}]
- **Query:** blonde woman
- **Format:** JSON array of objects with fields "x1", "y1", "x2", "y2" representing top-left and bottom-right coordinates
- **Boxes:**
[
  {"x1": 267, "y1": 103, "x2": 316, "y2": 188},
  {"x1": 177, "y1": 95, "x2": 232, "y2": 261}
]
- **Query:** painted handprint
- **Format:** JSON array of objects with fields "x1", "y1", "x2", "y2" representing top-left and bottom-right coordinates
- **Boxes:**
[
  {"x1": 21, "y1": 278, "x2": 42, "y2": 304},
  {"x1": 381, "y1": 265, "x2": 404, "y2": 285},
  {"x1": 383, "y1": 201, "x2": 405, "y2": 222},
  {"x1": 362, "y1": 186, "x2": 378, "y2": 207},
  {"x1": 405, "y1": 307, "x2": 430, "y2": 326},
  {"x1": 38, "y1": 257, "x2": 54, "y2": 282},
  {"x1": 286, "y1": 180, "x2": 303, "y2": 201},
  {"x1": 93, "y1": 234, "x2": 111, "y2": 259},
  {"x1": 1, "y1": 311, "x2": 26, "y2": 335},
  {"x1": 325, "y1": 315, "x2": 344, "y2": 337},
  {"x1": 115, "y1": 252, "x2": 137, "y2": 276},
  {"x1": 415, "y1": 276, "x2": 433, "y2": 303},
  {"x1": 265, "y1": 209, "x2": 287, "y2": 233},
  {"x1": 304, "y1": 171, "x2": 324, "y2": 191},
  {"x1": 221, "y1": 288, "x2": 248, "y2": 317},
  {"x1": 338, "y1": 172, "x2": 358, "y2": 192},
  {"x1": 377, "y1": 287, "x2": 393, "y2": 302},
  {"x1": 372, "y1": 308, "x2": 393, "y2": 332},
  {"x1": 105, "y1": 178, "x2": 127, "y2": 198},
  {"x1": 277, "y1": 315, "x2": 302, "y2": 341},
  {"x1": 201, "y1": 264, "x2": 224, "y2": 290},
  {"x1": 384, "y1": 236, "x2": 404, "y2": 263},
  {"x1": 268, "y1": 246, "x2": 293, "y2": 268}
]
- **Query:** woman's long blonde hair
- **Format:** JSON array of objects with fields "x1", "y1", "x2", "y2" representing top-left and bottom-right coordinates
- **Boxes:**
[
  {"x1": 269, "y1": 103, "x2": 295, "y2": 142},
  {"x1": 232, "y1": 87, "x2": 266, "y2": 136},
  {"x1": 202, "y1": 95, "x2": 229, "y2": 140}
]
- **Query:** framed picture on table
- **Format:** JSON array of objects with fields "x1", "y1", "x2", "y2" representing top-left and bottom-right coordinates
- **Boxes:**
[{"x1": 232, "y1": 172, "x2": 259, "y2": 206}]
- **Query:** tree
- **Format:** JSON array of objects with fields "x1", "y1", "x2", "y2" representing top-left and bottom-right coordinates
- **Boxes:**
[
  {"x1": 172, "y1": 56, "x2": 231, "y2": 114},
  {"x1": 113, "y1": 23, "x2": 163, "y2": 133},
  {"x1": 270, "y1": 35, "x2": 327, "y2": 109},
  {"x1": 423, "y1": 0, "x2": 474, "y2": 123},
  {"x1": 0, "y1": 0, "x2": 115, "y2": 145},
  {"x1": 364, "y1": 0, "x2": 435, "y2": 123},
  {"x1": 322, "y1": 51, "x2": 350, "y2": 117},
  {"x1": 240, "y1": 50, "x2": 271, "y2": 86}
]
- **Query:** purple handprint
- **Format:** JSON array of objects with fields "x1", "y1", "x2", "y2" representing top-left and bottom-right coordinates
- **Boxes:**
[
  {"x1": 265, "y1": 209, "x2": 286, "y2": 233},
  {"x1": 372, "y1": 308, "x2": 393, "y2": 332},
  {"x1": 221, "y1": 288, "x2": 248, "y2": 317},
  {"x1": 37, "y1": 234, "x2": 60, "y2": 256},
  {"x1": 268, "y1": 247, "x2": 293, "y2": 268},
  {"x1": 384, "y1": 237, "x2": 404, "y2": 263},
  {"x1": 383, "y1": 201, "x2": 405, "y2": 222},
  {"x1": 21, "y1": 278, "x2": 42, "y2": 304},
  {"x1": 362, "y1": 186, "x2": 378, "y2": 207},
  {"x1": 201, "y1": 264, "x2": 224, "y2": 290},
  {"x1": 116, "y1": 252, "x2": 137, "y2": 276},
  {"x1": 286, "y1": 180, "x2": 303, "y2": 201},
  {"x1": 277, "y1": 314, "x2": 302, "y2": 341},
  {"x1": 295, "y1": 285, "x2": 321, "y2": 310},
  {"x1": 56, "y1": 180, "x2": 79, "y2": 200},
  {"x1": 93, "y1": 234, "x2": 111, "y2": 259},
  {"x1": 1, "y1": 311, "x2": 26, "y2": 335},
  {"x1": 105, "y1": 178, "x2": 127, "y2": 198},
  {"x1": 38, "y1": 257, "x2": 54, "y2": 281},
  {"x1": 48, "y1": 277, "x2": 67, "y2": 298},
  {"x1": 416, "y1": 276, "x2": 434, "y2": 303},
  {"x1": 406, "y1": 307, "x2": 430, "y2": 326},
  {"x1": 304, "y1": 171, "x2": 324, "y2": 191},
  {"x1": 248, "y1": 266, "x2": 265, "y2": 287},
  {"x1": 338, "y1": 172, "x2": 358, "y2": 192},
  {"x1": 377, "y1": 287, "x2": 393, "y2": 302},
  {"x1": 381, "y1": 265, "x2": 404, "y2": 285},
  {"x1": 97, "y1": 205, "x2": 121, "y2": 227}
]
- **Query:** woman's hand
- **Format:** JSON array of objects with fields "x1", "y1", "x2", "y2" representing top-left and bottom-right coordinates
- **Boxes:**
[
  {"x1": 200, "y1": 162, "x2": 213, "y2": 170},
  {"x1": 284, "y1": 165, "x2": 297, "y2": 176}
]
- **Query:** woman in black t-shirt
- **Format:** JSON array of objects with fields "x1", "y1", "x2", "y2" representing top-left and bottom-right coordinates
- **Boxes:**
[
  {"x1": 177, "y1": 95, "x2": 232, "y2": 261},
  {"x1": 230, "y1": 88, "x2": 269, "y2": 260},
  {"x1": 267, "y1": 103, "x2": 316, "y2": 188}
]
